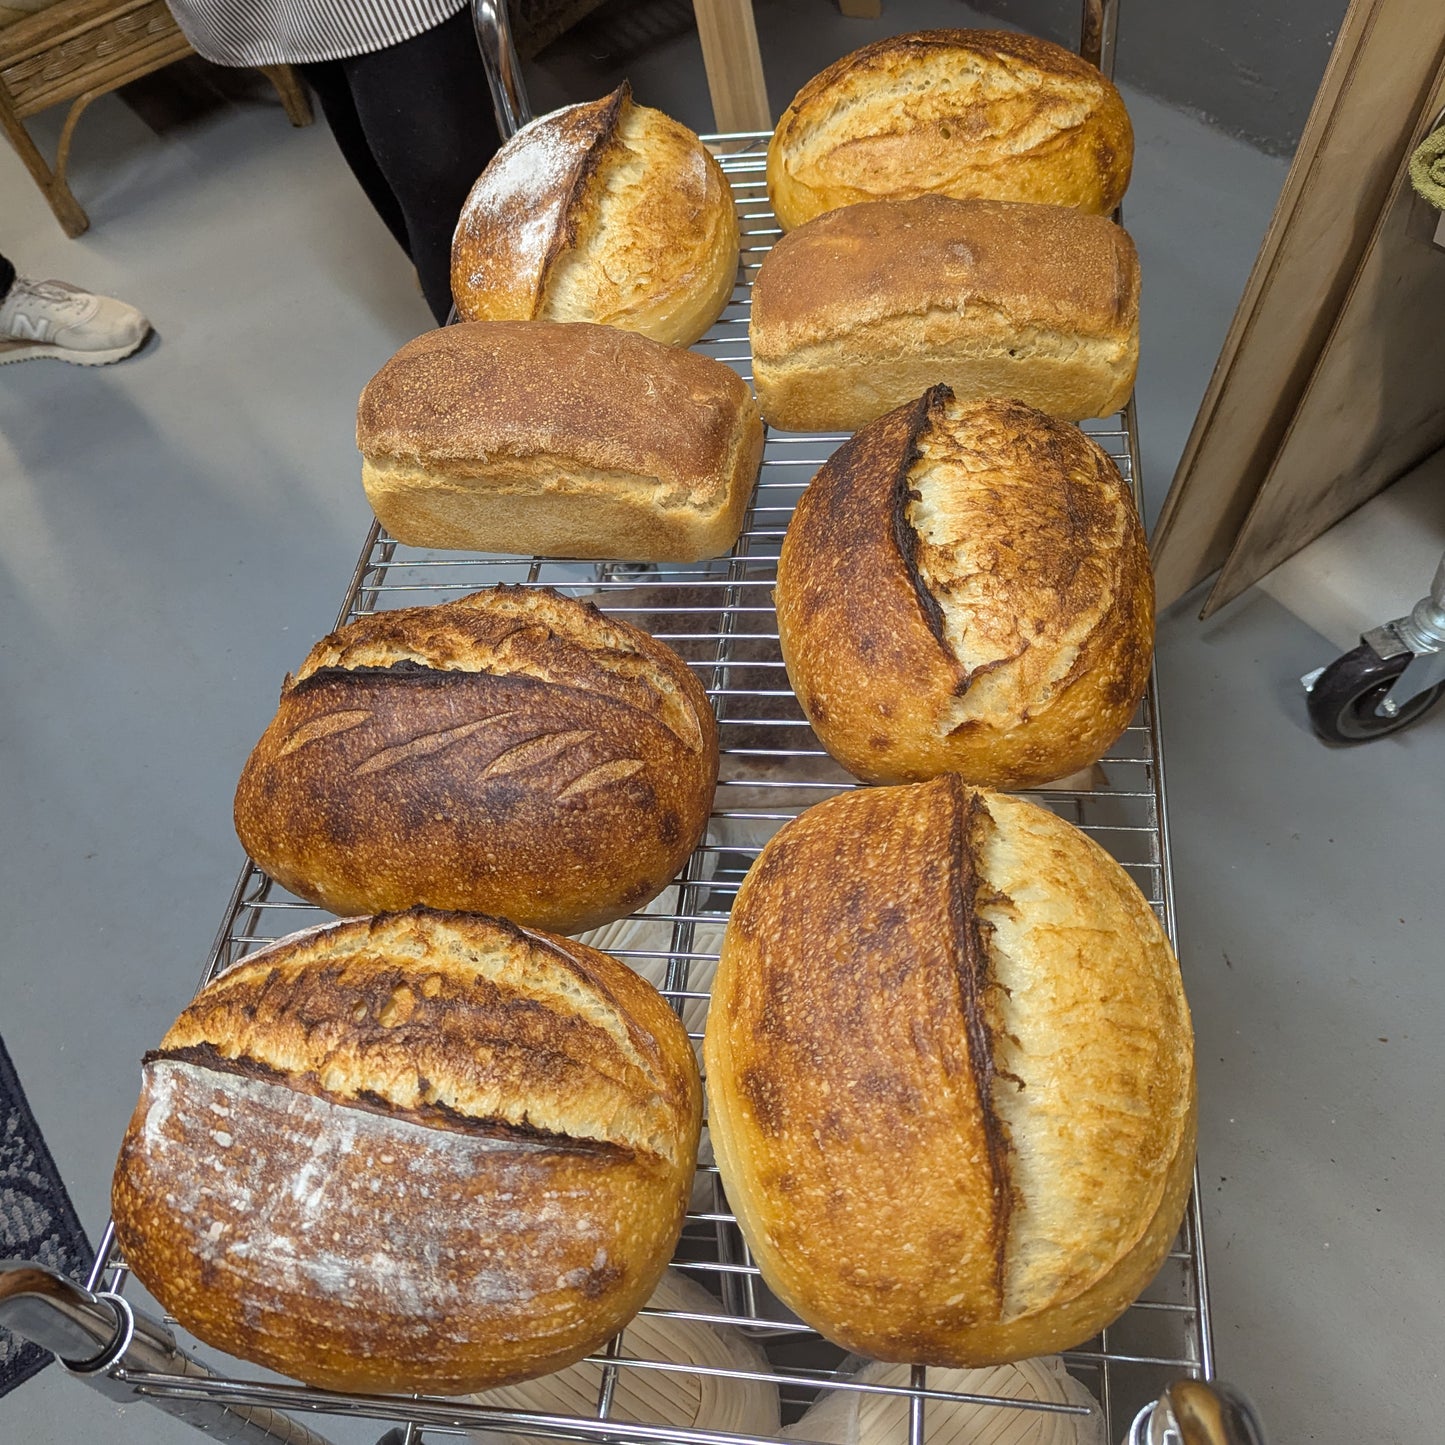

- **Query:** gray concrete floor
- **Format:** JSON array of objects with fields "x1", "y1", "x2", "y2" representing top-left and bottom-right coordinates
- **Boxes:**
[{"x1": 2, "y1": 3, "x2": 1441, "y2": 1442}]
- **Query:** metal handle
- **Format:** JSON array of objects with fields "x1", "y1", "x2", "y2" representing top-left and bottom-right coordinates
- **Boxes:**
[
  {"x1": 0, "y1": 1262, "x2": 337, "y2": 1445},
  {"x1": 471, "y1": 0, "x2": 532, "y2": 140},
  {"x1": 1128, "y1": 1380, "x2": 1266, "y2": 1445}
]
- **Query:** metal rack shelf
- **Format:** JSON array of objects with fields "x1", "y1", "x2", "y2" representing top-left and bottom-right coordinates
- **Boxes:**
[{"x1": 55, "y1": 139, "x2": 1215, "y2": 1445}]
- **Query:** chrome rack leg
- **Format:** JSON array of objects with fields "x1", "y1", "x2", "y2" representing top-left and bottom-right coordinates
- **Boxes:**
[
  {"x1": 0, "y1": 1263, "x2": 338, "y2": 1445},
  {"x1": 1081, "y1": 0, "x2": 1120, "y2": 77},
  {"x1": 1127, "y1": 1380, "x2": 1266, "y2": 1445},
  {"x1": 471, "y1": 0, "x2": 533, "y2": 140}
]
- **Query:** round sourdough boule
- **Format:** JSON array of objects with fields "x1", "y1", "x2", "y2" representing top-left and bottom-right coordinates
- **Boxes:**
[
  {"x1": 233, "y1": 586, "x2": 718, "y2": 933},
  {"x1": 452, "y1": 83, "x2": 739, "y2": 346},
  {"x1": 775, "y1": 389, "x2": 1154, "y2": 790},
  {"x1": 704, "y1": 778, "x2": 1196, "y2": 1367},
  {"x1": 111, "y1": 909, "x2": 703, "y2": 1395},
  {"x1": 767, "y1": 29, "x2": 1133, "y2": 230}
]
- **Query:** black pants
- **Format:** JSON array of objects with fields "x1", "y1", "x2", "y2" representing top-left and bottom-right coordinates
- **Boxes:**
[
  {"x1": 0, "y1": 253, "x2": 14, "y2": 300},
  {"x1": 299, "y1": 9, "x2": 500, "y2": 324}
]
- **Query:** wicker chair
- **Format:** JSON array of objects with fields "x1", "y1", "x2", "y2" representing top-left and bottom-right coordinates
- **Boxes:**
[{"x1": 0, "y1": 0, "x2": 311, "y2": 237}]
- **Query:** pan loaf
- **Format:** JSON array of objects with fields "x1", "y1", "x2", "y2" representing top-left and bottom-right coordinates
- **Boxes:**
[
  {"x1": 234, "y1": 586, "x2": 718, "y2": 933},
  {"x1": 357, "y1": 322, "x2": 763, "y2": 561},
  {"x1": 750, "y1": 196, "x2": 1139, "y2": 432},
  {"x1": 775, "y1": 389, "x2": 1153, "y2": 790},
  {"x1": 112, "y1": 909, "x2": 702, "y2": 1395},
  {"x1": 767, "y1": 30, "x2": 1132, "y2": 231},
  {"x1": 704, "y1": 778, "x2": 1196, "y2": 1367},
  {"x1": 452, "y1": 84, "x2": 738, "y2": 346}
]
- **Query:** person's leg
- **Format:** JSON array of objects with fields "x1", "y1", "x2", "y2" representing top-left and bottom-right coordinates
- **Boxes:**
[
  {"x1": 340, "y1": 9, "x2": 501, "y2": 323},
  {"x1": 295, "y1": 58, "x2": 412, "y2": 257},
  {"x1": 0, "y1": 253, "x2": 15, "y2": 301}
]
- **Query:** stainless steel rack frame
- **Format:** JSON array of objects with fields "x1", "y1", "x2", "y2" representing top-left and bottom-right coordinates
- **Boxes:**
[
  {"x1": 0, "y1": 4, "x2": 1250, "y2": 1439},
  {"x1": 7, "y1": 141, "x2": 1217, "y2": 1445}
]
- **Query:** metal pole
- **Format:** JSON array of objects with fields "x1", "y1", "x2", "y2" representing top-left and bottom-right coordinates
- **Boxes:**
[
  {"x1": 0, "y1": 1263, "x2": 338, "y2": 1445},
  {"x1": 1080, "y1": 0, "x2": 1120, "y2": 78},
  {"x1": 471, "y1": 0, "x2": 533, "y2": 140}
]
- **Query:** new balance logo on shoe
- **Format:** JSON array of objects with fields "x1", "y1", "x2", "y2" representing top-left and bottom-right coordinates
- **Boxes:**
[{"x1": 7, "y1": 312, "x2": 55, "y2": 343}]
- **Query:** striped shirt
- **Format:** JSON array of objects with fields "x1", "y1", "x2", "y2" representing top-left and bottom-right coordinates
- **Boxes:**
[{"x1": 166, "y1": 0, "x2": 469, "y2": 67}]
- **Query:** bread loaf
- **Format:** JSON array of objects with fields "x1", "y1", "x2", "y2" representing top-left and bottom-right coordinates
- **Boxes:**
[
  {"x1": 452, "y1": 84, "x2": 738, "y2": 346},
  {"x1": 767, "y1": 30, "x2": 1132, "y2": 231},
  {"x1": 775, "y1": 389, "x2": 1153, "y2": 790},
  {"x1": 750, "y1": 196, "x2": 1139, "y2": 431},
  {"x1": 234, "y1": 586, "x2": 718, "y2": 933},
  {"x1": 357, "y1": 322, "x2": 763, "y2": 561},
  {"x1": 111, "y1": 909, "x2": 702, "y2": 1395},
  {"x1": 470, "y1": 1269, "x2": 780, "y2": 1442},
  {"x1": 787, "y1": 1357, "x2": 1106, "y2": 1445},
  {"x1": 704, "y1": 778, "x2": 1195, "y2": 1367}
]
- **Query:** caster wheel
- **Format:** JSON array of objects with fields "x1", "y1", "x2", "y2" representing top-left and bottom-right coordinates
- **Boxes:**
[{"x1": 1306, "y1": 643, "x2": 1445, "y2": 744}]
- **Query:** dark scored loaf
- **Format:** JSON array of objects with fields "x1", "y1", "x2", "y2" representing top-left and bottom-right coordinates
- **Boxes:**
[
  {"x1": 112, "y1": 910, "x2": 702, "y2": 1395},
  {"x1": 775, "y1": 389, "x2": 1154, "y2": 789},
  {"x1": 234, "y1": 586, "x2": 718, "y2": 933},
  {"x1": 704, "y1": 779, "x2": 1195, "y2": 1367}
]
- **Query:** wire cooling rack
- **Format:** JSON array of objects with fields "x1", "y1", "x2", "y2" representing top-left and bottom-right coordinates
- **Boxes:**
[{"x1": 86, "y1": 140, "x2": 1212, "y2": 1445}]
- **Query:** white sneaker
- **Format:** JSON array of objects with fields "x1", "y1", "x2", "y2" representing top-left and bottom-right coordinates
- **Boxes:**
[{"x1": 0, "y1": 277, "x2": 151, "y2": 367}]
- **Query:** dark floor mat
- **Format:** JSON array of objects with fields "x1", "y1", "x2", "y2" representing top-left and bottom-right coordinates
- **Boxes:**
[{"x1": 0, "y1": 1034, "x2": 92, "y2": 1397}]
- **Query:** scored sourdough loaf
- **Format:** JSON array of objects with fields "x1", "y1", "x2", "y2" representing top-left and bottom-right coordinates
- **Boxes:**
[
  {"x1": 233, "y1": 586, "x2": 718, "y2": 933},
  {"x1": 704, "y1": 778, "x2": 1196, "y2": 1367},
  {"x1": 111, "y1": 909, "x2": 702, "y2": 1395},
  {"x1": 767, "y1": 29, "x2": 1132, "y2": 230},
  {"x1": 775, "y1": 389, "x2": 1153, "y2": 790},
  {"x1": 750, "y1": 195, "x2": 1140, "y2": 432},
  {"x1": 452, "y1": 83, "x2": 738, "y2": 346},
  {"x1": 357, "y1": 321, "x2": 763, "y2": 561}
]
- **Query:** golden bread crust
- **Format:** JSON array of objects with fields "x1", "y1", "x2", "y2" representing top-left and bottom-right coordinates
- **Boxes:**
[
  {"x1": 113, "y1": 910, "x2": 702, "y2": 1394},
  {"x1": 452, "y1": 86, "x2": 739, "y2": 346},
  {"x1": 750, "y1": 196, "x2": 1139, "y2": 430},
  {"x1": 233, "y1": 587, "x2": 718, "y2": 931},
  {"x1": 704, "y1": 779, "x2": 1194, "y2": 1365},
  {"x1": 775, "y1": 390, "x2": 1153, "y2": 790},
  {"x1": 767, "y1": 29, "x2": 1133, "y2": 229},
  {"x1": 356, "y1": 321, "x2": 763, "y2": 561}
]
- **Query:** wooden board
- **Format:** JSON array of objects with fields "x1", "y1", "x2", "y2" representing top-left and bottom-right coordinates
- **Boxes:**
[
  {"x1": 1203, "y1": 61, "x2": 1445, "y2": 612},
  {"x1": 692, "y1": 0, "x2": 771, "y2": 132},
  {"x1": 1149, "y1": 0, "x2": 1445, "y2": 608}
]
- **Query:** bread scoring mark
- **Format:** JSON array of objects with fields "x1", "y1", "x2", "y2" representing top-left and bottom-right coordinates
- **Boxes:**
[
  {"x1": 290, "y1": 587, "x2": 709, "y2": 758},
  {"x1": 148, "y1": 1046, "x2": 636, "y2": 1157},
  {"x1": 890, "y1": 384, "x2": 956, "y2": 657},
  {"x1": 480, "y1": 729, "x2": 597, "y2": 782},
  {"x1": 353, "y1": 719, "x2": 493, "y2": 777},
  {"x1": 277, "y1": 710, "x2": 372, "y2": 757},
  {"x1": 556, "y1": 758, "x2": 645, "y2": 801},
  {"x1": 944, "y1": 777, "x2": 1013, "y2": 1299},
  {"x1": 454, "y1": 85, "x2": 629, "y2": 313},
  {"x1": 904, "y1": 396, "x2": 1137, "y2": 736},
  {"x1": 175, "y1": 912, "x2": 690, "y2": 1167}
]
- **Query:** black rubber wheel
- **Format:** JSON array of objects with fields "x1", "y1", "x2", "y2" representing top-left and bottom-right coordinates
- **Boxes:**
[{"x1": 1306, "y1": 643, "x2": 1445, "y2": 744}]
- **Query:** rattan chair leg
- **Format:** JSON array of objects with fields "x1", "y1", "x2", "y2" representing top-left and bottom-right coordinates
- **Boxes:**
[
  {"x1": 257, "y1": 64, "x2": 313, "y2": 126},
  {"x1": 0, "y1": 90, "x2": 89, "y2": 237}
]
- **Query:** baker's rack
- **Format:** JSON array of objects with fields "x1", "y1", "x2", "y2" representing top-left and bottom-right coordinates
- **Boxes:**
[{"x1": 0, "y1": 3, "x2": 1264, "y2": 1444}]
